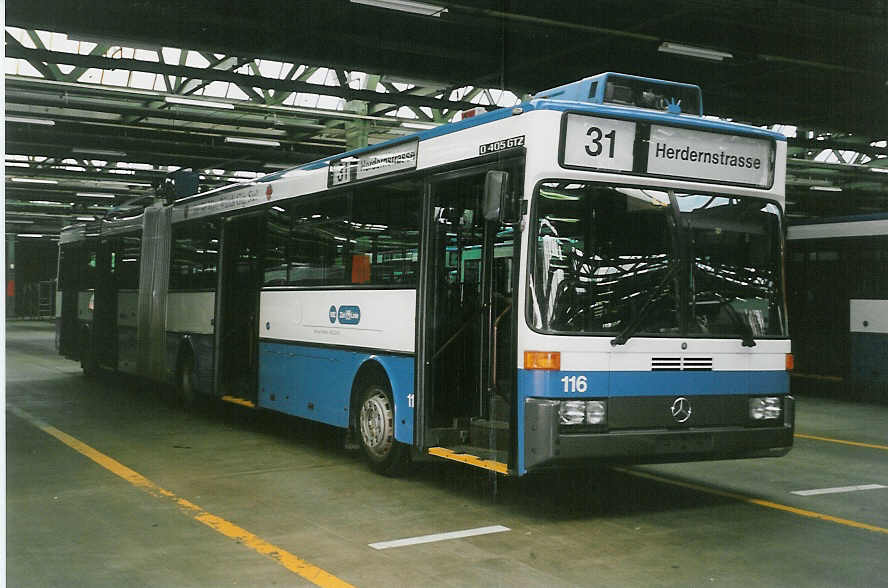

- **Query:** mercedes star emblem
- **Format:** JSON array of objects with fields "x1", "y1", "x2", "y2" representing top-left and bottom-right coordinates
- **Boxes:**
[{"x1": 671, "y1": 396, "x2": 692, "y2": 423}]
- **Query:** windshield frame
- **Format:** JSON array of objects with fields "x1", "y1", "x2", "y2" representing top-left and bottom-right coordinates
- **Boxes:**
[{"x1": 525, "y1": 178, "x2": 789, "y2": 340}]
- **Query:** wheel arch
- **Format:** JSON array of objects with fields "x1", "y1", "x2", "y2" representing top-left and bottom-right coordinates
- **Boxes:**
[
  {"x1": 349, "y1": 355, "x2": 415, "y2": 446},
  {"x1": 350, "y1": 359, "x2": 391, "y2": 431}
]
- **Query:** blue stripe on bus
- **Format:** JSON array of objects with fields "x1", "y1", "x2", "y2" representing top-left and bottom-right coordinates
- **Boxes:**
[
  {"x1": 517, "y1": 368, "x2": 789, "y2": 398},
  {"x1": 257, "y1": 341, "x2": 415, "y2": 444}
]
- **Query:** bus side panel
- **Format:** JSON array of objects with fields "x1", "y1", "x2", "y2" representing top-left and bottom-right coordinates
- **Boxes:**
[{"x1": 257, "y1": 342, "x2": 414, "y2": 439}]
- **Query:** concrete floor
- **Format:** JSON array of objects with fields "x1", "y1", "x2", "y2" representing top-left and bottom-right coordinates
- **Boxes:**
[{"x1": 6, "y1": 320, "x2": 888, "y2": 587}]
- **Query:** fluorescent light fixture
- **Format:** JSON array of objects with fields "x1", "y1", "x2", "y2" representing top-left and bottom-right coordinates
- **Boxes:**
[
  {"x1": 225, "y1": 137, "x2": 281, "y2": 147},
  {"x1": 76, "y1": 192, "x2": 117, "y2": 199},
  {"x1": 263, "y1": 162, "x2": 295, "y2": 169},
  {"x1": 10, "y1": 177, "x2": 58, "y2": 184},
  {"x1": 29, "y1": 200, "x2": 66, "y2": 205},
  {"x1": 870, "y1": 167, "x2": 888, "y2": 173},
  {"x1": 658, "y1": 42, "x2": 733, "y2": 61},
  {"x1": 810, "y1": 185, "x2": 842, "y2": 192},
  {"x1": 72, "y1": 148, "x2": 127, "y2": 158},
  {"x1": 17, "y1": 233, "x2": 45, "y2": 238},
  {"x1": 401, "y1": 121, "x2": 437, "y2": 130},
  {"x1": 7, "y1": 220, "x2": 35, "y2": 224},
  {"x1": 76, "y1": 216, "x2": 96, "y2": 221},
  {"x1": 6, "y1": 116, "x2": 55, "y2": 126},
  {"x1": 165, "y1": 96, "x2": 235, "y2": 110},
  {"x1": 6, "y1": 162, "x2": 30, "y2": 168},
  {"x1": 350, "y1": 0, "x2": 447, "y2": 16}
]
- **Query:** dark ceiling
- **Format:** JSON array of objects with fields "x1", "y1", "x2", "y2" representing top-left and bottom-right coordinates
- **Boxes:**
[
  {"x1": 5, "y1": 0, "x2": 888, "y2": 236},
  {"x1": 9, "y1": 0, "x2": 887, "y2": 133}
]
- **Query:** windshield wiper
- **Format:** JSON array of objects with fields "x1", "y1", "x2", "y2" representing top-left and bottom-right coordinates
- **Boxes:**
[
  {"x1": 610, "y1": 262, "x2": 680, "y2": 346},
  {"x1": 710, "y1": 293, "x2": 757, "y2": 347}
]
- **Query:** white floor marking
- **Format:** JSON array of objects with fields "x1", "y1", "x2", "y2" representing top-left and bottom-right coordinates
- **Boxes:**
[
  {"x1": 368, "y1": 525, "x2": 510, "y2": 550},
  {"x1": 791, "y1": 484, "x2": 887, "y2": 496}
]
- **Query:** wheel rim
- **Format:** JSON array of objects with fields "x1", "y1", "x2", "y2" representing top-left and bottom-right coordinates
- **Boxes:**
[{"x1": 360, "y1": 389, "x2": 394, "y2": 460}]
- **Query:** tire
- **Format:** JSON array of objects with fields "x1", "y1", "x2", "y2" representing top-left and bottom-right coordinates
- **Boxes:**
[
  {"x1": 358, "y1": 383, "x2": 409, "y2": 476},
  {"x1": 177, "y1": 355, "x2": 198, "y2": 410}
]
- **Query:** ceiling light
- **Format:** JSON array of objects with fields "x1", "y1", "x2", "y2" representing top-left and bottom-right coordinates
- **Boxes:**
[
  {"x1": 658, "y1": 42, "x2": 733, "y2": 61},
  {"x1": 76, "y1": 192, "x2": 117, "y2": 199},
  {"x1": 7, "y1": 220, "x2": 35, "y2": 224},
  {"x1": 870, "y1": 167, "x2": 888, "y2": 173},
  {"x1": 225, "y1": 137, "x2": 281, "y2": 147},
  {"x1": 809, "y1": 186, "x2": 842, "y2": 192},
  {"x1": 6, "y1": 162, "x2": 30, "y2": 168},
  {"x1": 165, "y1": 96, "x2": 235, "y2": 110},
  {"x1": 17, "y1": 233, "x2": 45, "y2": 238},
  {"x1": 263, "y1": 162, "x2": 296, "y2": 169},
  {"x1": 29, "y1": 200, "x2": 66, "y2": 205},
  {"x1": 6, "y1": 116, "x2": 55, "y2": 126},
  {"x1": 350, "y1": 0, "x2": 447, "y2": 16},
  {"x1": 72, "y1": 148, "x2": 128, "y2": 158},
  {"x1": 76, "y1": 216, "x2": 96, "y2": 221},
  {"x1": 10, "y1": 178, "x2": 58, "y2": 184}
]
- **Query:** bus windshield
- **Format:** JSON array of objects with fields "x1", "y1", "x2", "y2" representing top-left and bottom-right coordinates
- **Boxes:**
[{"x1": 528, "y1": 181, "x2": 787, "y2": 340}]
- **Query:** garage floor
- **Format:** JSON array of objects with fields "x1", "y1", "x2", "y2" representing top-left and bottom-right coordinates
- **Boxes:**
[{"x1": 6, "y1": 320, "x2": 888, "y2": 587}]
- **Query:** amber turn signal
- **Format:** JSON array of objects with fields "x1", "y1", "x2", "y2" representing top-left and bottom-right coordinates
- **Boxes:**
[
  {"x1": 785, "y1": 353, "x2": 794, "y2": 371},
  {"x1": 524, "y1": 351, "x2": 561, "y2": 370}
]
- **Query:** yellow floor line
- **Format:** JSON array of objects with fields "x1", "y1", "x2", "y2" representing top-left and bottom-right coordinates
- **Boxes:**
[
  {"x1": 428, "y1": 447, "x2": 509, "y2": 475},
  {"x1": 795, "y1": 433, "x2": 888, "y2": 451},
  {"x1": 7, "y1": 405, "x2": 353, "y2": 588},
  {"x1": 221, "y1": 395, "x2": 256, "y2": 408},
  {"x1": 614, "y1": 466, "x2": 888, "y2": 536}
]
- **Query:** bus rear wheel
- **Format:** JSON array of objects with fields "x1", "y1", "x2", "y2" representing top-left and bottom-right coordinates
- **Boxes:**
[
  {"x1": 177, "y1": 355, "x2": 198, "y2": 410},
  {"x1": 359, "y1": 383, "x2": 408, "y2": 476}
]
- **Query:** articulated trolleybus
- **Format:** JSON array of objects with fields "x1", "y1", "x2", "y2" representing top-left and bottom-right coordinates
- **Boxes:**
[{"x1": 58, "y1": 73, "x2": 793, "y2": 476}]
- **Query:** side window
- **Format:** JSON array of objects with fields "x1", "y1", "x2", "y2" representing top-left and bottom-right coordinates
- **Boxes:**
[
  {"x1": 288, "y1": 196, "x2": 350, "y2": 286},
  {"x1": 116, "y1": 235, "x2": 141, "y2": 290},
  {"x1": 351, "y1": 179, "x2": 421, "y2": 286},
  {"x1": 263, "y1": 206, "x2": 290, "y2": 286},
  {"x1": 170, "y1": 218, "x2": 220, "y2": 290}
]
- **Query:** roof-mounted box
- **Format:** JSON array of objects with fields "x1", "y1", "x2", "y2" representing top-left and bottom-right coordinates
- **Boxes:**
[{"x1": 532, "y1": 72, "x2": 703, "y2": 116}]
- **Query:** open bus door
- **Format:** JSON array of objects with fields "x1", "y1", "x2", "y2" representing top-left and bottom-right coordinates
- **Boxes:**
[
  {"x1": 215, "y1": 212, "x2": 264, "y2": 404},
  {"x1": 417, "y1": 163, "x2": 521, "y2": 472}
]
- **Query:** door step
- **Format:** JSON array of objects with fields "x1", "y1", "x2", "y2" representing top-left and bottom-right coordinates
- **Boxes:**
[
  {"x1": 428, "y1": 446, "x2": 509, "y2": 475},
  {"x1": 469, "y1": 418, "x2": 510, "y2": 448},
  {"x1": 221, "y1": 395, "x2": 256, "y2": 408}
]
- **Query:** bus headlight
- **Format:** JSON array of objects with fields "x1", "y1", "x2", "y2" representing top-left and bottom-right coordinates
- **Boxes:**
[
  {"x1": 749, "y1": 396, "x2": 782, "y2": 421},
  {"x1": 559, "y1": 401, "x2": 586, "y2": 425},
  {"x1": 559, "y1": 400, "x2": 607, "y2": 426},
  {"x1": 586, "y1": 400, "x2": 607, "y2": 425}
]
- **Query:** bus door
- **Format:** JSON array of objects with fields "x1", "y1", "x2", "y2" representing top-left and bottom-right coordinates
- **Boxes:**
[
  {"x1": 216, "y1": 212, "x2": 264, "y2": 402},
  {"x1": 418, "y1": 165, "x2": 519, "y2": 464}
]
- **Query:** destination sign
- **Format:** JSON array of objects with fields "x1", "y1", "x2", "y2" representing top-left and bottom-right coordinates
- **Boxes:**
[
  {"x1": 328, "y1": 140, "x2": 418, "y2": 187},
  {"x1": 561, "y1": 114, "x2": 775, "y2": 188},
  {"x1": 647, "y1": 125, "x2": 773, "y2": 188}
]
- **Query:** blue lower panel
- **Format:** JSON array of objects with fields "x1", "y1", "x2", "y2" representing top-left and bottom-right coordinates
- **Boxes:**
[
  {"x1": 258, "y1": 341, "x2": 415, "y2": 444},
  {"x1": 850, "y1": 333, "x2": 888, "y2": 387},
  {"x1": 518, "y1": 369, "x2": 788, "y2": 398}
]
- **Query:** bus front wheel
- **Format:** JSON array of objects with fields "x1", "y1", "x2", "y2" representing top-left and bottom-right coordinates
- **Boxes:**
[{"x1": 359, "y1": 383, "x2": 408, "y2": 476}]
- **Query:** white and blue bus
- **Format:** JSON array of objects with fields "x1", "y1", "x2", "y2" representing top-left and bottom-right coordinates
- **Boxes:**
[{"x1": 57, "y1": 72, "x2": 794, "y2": 476}]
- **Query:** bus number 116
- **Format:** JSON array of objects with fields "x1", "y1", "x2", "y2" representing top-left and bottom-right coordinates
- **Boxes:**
[{"x1": 561, "y1": 375, "x2": 588, "y2": 393}]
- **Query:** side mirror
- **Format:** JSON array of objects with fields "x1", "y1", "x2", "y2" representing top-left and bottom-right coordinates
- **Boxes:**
[{"x1": 482, "y1": 170, "x2": 518, "y2": 223}]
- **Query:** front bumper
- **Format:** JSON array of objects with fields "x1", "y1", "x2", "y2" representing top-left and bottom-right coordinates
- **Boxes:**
[{"x1": 524, "y1": 396, "x2": 794, "y2": 471}]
